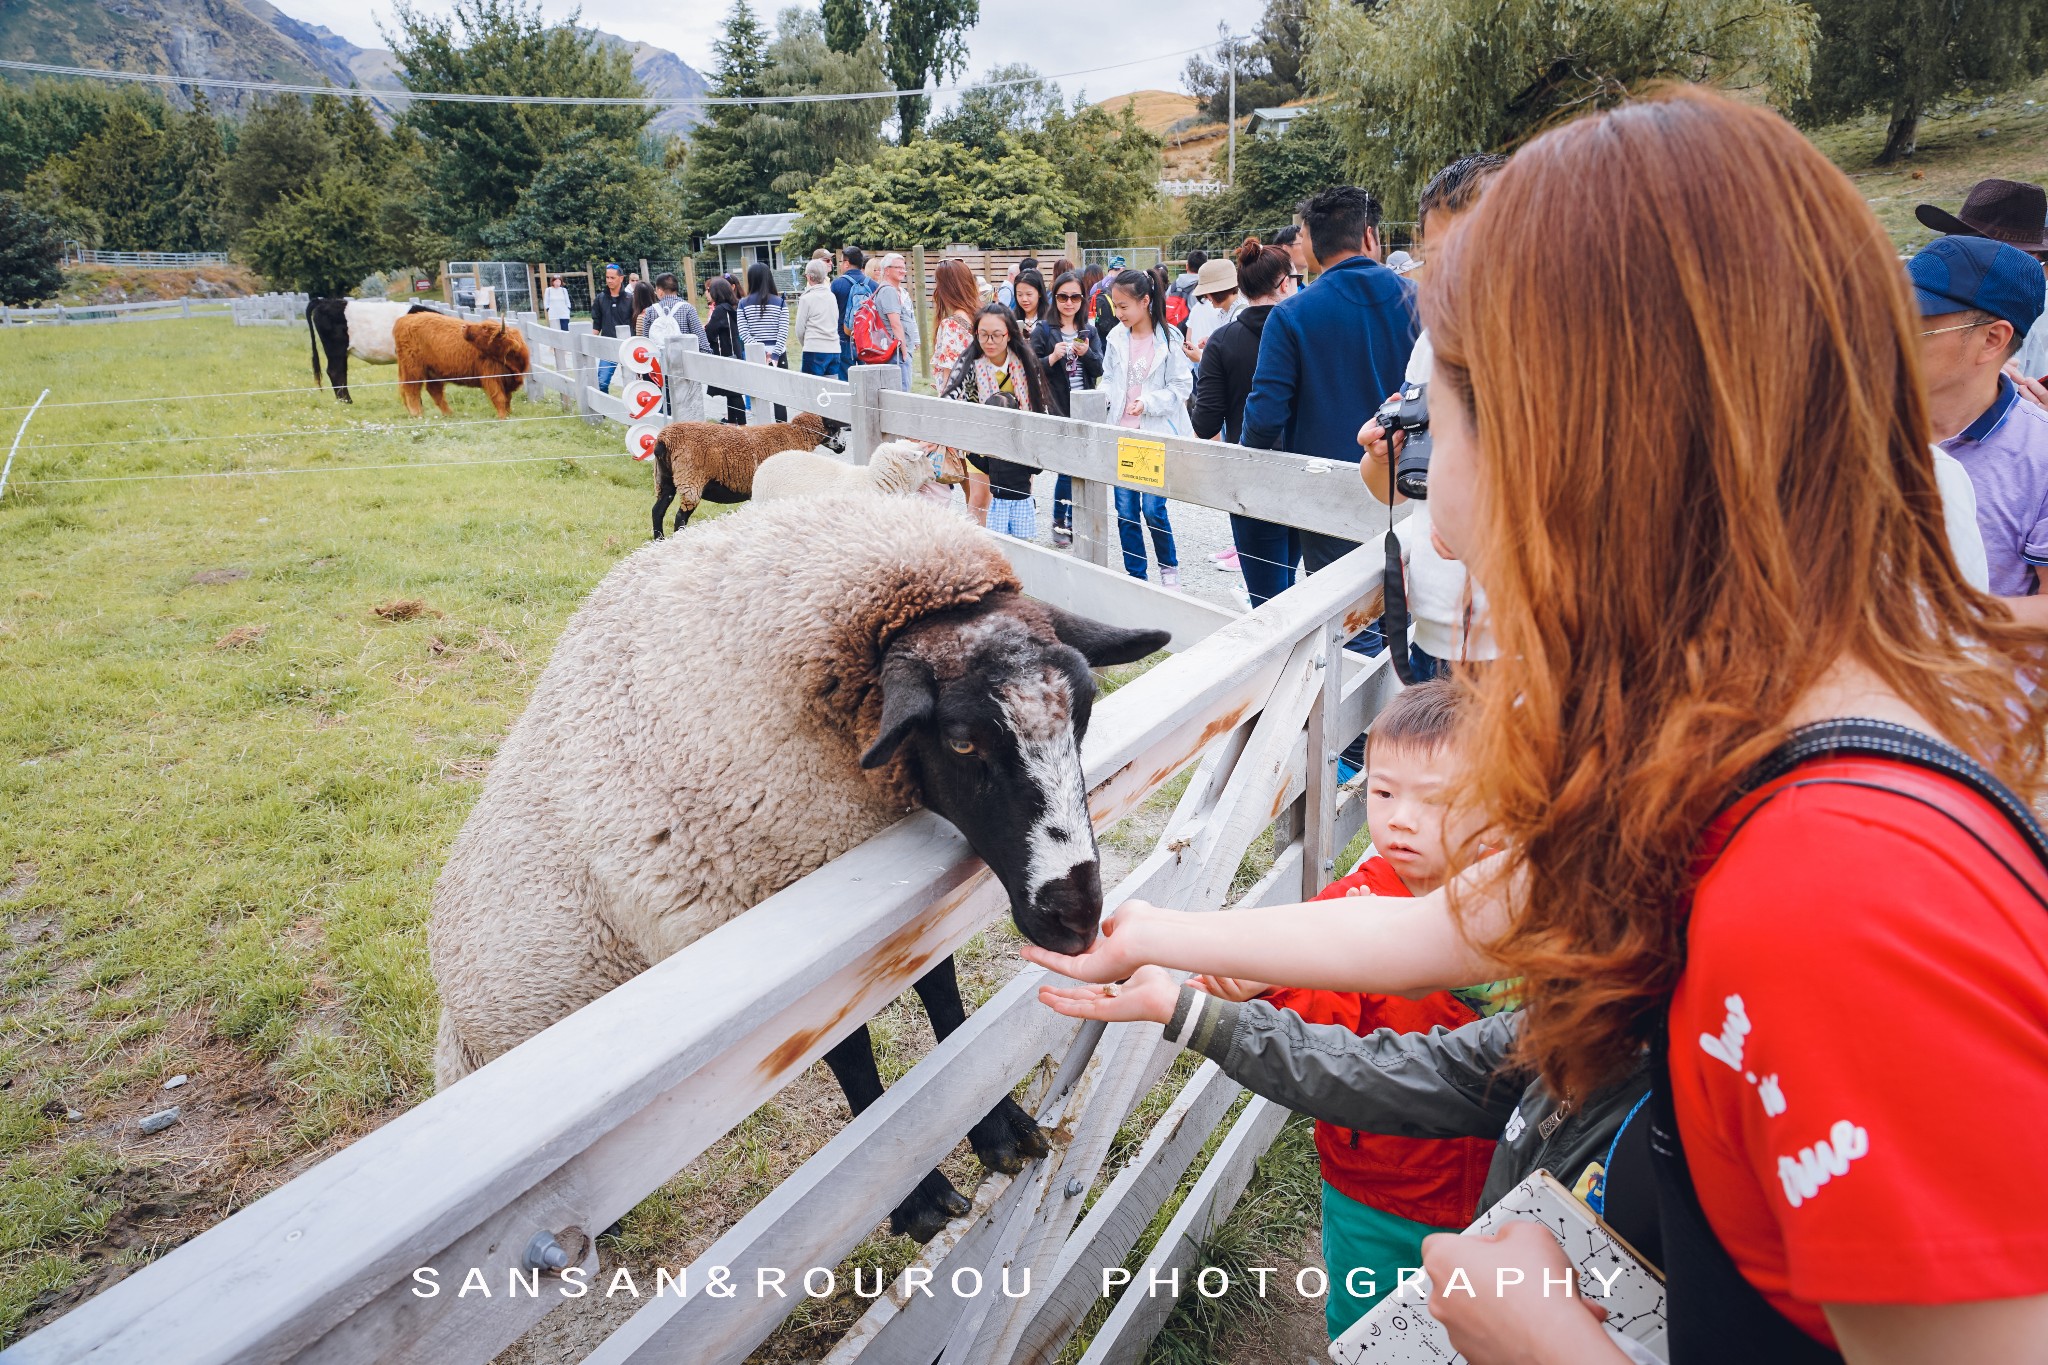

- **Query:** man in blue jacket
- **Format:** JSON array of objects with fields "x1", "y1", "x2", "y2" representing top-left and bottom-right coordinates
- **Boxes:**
[
  {"x1": 1240, "y1": 187, "x2": 1419, "y2": 582},
  {"x1": 831, "y1": 246, "x2": 871, "y2": 370}
]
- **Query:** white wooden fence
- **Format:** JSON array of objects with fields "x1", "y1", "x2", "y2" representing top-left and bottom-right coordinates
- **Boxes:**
[
  {"x1": 0, "y1": 293, "x2": 305, "y2": 327},
  {"x1": 12, "y1": 320, "x2": 1401, "y2": 1365},
  {"x1": 62, "y1": 246, "x2": 232, "y2": 267}
]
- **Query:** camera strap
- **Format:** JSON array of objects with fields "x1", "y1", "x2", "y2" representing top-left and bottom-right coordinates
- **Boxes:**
[{"x1": 1382, "y1": 491, "x2": 1423, "y2": 685}]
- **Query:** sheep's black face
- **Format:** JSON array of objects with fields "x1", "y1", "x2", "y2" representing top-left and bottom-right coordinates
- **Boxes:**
[{"x1": 861, "y1": 600, "x2": 1169, "y2": 956}]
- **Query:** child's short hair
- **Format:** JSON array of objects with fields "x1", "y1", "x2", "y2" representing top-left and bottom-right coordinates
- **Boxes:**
[
  {"x1": 1367, "y1": 679, "x2": 1462, "y2": 760},
  {"x1": 983, "y1": 392, "x2": 1021, "y2": 410}
]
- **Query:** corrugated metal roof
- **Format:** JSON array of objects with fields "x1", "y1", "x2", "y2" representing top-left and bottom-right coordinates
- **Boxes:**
[{"x1": 706, "y1": 212, "x2": 803, "y2": 244}]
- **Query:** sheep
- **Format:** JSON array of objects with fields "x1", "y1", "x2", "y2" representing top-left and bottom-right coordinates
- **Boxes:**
[
  {"x1": 428, "y1": 493, "x2": 1168, "y2": 1242},
  {"x1": 391, "y1": 312, "x2": 530, "y2": 418},
  {"x1": 649, "y1": 410, "x2": 843, "y2": 539},
  {"x1": 750, "y1": 439, "x2": 936, "y2": 504}
]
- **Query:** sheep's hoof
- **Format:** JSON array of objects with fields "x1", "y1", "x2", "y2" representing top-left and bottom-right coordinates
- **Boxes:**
[
  {"x1": 970, "y1": 1095, "x2": 1052, "y2": 1175},
  {"x1": 890, "y1": 1169, "x2": 971, "y2": 1243}
]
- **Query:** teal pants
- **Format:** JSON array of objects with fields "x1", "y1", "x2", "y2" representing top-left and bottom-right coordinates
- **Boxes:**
[{"x1": 1320, "y1": 1181, "x2": 1454, "y2": 1339}]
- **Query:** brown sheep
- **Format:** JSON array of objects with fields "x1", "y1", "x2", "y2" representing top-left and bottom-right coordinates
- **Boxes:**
[
  {"x1": 392, "y1": 313, "x2": 530, "y2": 419},
  {"x1": 650, "y1": 411, "x2": 838, "y2": 538}
]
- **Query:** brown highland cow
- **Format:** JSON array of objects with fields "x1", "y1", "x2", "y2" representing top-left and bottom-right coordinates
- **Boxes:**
[{"x1": 391, "y1": 313, "x2": 530, "y2": 419}]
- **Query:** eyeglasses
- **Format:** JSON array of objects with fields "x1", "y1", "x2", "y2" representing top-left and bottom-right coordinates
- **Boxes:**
[
  {"x1": 1055, "y1": 292, "x2": 1084, "y2": 301},
  {"x1": 1920, "y1": 320, "x2": 1988, "y2": 337}
]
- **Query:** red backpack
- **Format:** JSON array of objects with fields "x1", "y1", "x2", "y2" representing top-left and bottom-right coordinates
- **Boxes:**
[
  {"x1": 849, "y1": 289, "x2": 900, "y2": 364},
  {"x1": 1163, "y1": 291, "x2": 1190, "y2": 329}
]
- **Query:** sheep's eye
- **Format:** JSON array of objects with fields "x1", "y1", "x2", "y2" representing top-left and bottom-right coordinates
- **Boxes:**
[{"x1": 947, "y1": 737, "x2": 976, "y2": 755}]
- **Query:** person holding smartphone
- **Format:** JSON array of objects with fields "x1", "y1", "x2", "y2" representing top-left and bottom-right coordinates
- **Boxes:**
[{"x1": 1032, "y1": 269, "x2": 1104, "y2": 547}]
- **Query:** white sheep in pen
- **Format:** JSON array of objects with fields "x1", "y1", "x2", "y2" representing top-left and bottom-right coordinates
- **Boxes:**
[
  {"x1": 428, "y1": 493, "x2": 1167, "y2": 1241},
  {"x1": 750, "y1": 439, "x2": 937, "y2": 503}
]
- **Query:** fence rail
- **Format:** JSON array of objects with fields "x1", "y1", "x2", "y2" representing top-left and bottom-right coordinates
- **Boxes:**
[
  {"x1": 0, "y1": 292, "x2": 305, "y2": 327},
  {"x1": 62, "y1": 246, "x2": 232, "y2": 268},
  {"x1": 15, "y1": 317, "x2": 1401, "y2": 1365}
]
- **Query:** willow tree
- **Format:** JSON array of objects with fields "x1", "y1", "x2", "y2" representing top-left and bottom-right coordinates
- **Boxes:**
[
  {"x1": 1798, "y1": 0, "x2": 2048, "y2": 163},
  {"x1": 1307, "y1": 0, "x2": 1818, "y2": 215}
]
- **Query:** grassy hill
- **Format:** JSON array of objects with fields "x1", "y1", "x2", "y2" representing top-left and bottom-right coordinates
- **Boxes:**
[{"x1": 1811, "y1": 72, "x2": 2048, "y2": 250}]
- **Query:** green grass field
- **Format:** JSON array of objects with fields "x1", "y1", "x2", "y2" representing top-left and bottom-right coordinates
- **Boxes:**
[
  {"x1": 0, "y1": 318, "x2": 1307, "y2": 1360},
  {"x1": 0, "y1": 319, "x2": 651, "y2": 1336}
]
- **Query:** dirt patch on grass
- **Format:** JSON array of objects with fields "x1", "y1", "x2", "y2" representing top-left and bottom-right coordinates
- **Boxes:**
[
  {"x1": 186, "y1": 568, "x2": 248, "y2": 586},
  {"x1": 8, "y1": 1010, "x2": 393, "y2": 1341}
]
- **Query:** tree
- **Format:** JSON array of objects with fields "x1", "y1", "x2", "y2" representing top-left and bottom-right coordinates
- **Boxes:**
[
  {"x1": 1182, "y1": 0, "x2": 1309, "y2": 123},
  {"x1": 1033, "y1": 101, "x2": 1163, "y2": 242},
  {"x1": 927, "y1": 63, "x2": 1063, "y2": 147},
  {"x1": 0, "y1": 81, "x2": 165, "y2": 194},
  {"x1": 0, "y1": 193, "x2": 66, "y2": 305},
  {"x1": 1308, "y1": 0, "x2": 1818, "y2": 217},
  {"x1": 222, "y1": 95, "x2": 333, "y2": 239},
  {"x1": 1179, "y1": 105, "x2": 1349, "y2": 248},
  {"x1": 785, "y1": 137, "x2": 1082, "y2": 251},
  {"x1": 820, "y1": 0, "x2": 979, "y2": 138},
  {"x1": 925, "y1": 66, "x2": 1163, "y2": 240},
  {"x1": 681, "y1": 0, "x2": 778, "y2": 238},
  {"x1": 46, "y1": 98, "x2": 226, "y2": 252},
  {"x1": 483, "y1": 130, "x2": 683, "y2": 263},
  {"x1": 387, "y1": 0, "x2": 649, "y2": 249},
  {"x1": 747, "y1": 10, "x2": 891, "y2": 198},
  {"x1": 242, "y1": 173, "x2": 399, "y2": 295},
  {"x1": 1798, "y1": 0, "x2": 2048, "y2": 162}
]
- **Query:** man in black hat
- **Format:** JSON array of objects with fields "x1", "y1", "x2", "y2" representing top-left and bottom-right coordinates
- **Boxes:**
[{"x1": 1919, "y1": 179, "x2": 2048, "y2": 395}]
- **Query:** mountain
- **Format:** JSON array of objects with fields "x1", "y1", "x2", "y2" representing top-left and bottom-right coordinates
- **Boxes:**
[{"x1": 0, "y1": 0, "x2": 704, "y2": 135}]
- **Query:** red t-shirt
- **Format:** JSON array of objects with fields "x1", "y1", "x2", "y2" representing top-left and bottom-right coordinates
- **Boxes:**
[
  {"x1": 1261, "y1": 856, "x2": 1495, "y2": 1228},
  {"x1": 1668, "y1": 759, "x2": 2048, "y2": 1346}
]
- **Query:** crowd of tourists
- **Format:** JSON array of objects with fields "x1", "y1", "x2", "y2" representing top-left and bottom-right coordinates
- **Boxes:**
[
  {"x1": 1024, "y1": 89, "x2": 2048, "y2": 1365},
  {"x1": 564, "y1": 87, "x2": 2048, "y2": 1365}
]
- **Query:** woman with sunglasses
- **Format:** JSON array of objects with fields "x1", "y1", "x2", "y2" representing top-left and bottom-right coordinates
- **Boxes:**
[{"x1": 1030, "y1": 270, "x2": 1105, "y2": 548}]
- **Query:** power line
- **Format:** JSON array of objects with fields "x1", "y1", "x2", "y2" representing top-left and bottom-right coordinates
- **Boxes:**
[{"x1": 0, "y1": 45, "x2": 1218, "y2": 110}]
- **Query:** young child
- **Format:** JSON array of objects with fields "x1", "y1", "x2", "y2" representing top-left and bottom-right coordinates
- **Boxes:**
[{"x1": 1194, "y1": 681, "x2": 1501, "y2": 1338}]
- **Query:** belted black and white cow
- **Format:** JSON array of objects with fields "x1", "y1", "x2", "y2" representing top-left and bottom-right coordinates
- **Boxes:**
[{"x1": 307, "y1": 298, "x2": 436, "y2": 403}]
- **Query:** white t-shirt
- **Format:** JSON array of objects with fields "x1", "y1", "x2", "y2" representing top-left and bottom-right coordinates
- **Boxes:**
[
  {"x1": 543, "y1": 286, "x2": 571, "y2": 322},
  {"x1": 1187, "y1": 298, "x2": 1229, "y2": 348},
  {"x1": 1393, "y1": 331, "x2": 1495, "y2": 661},
  {"x1": 1932, "y1": 444, "x2": 1990, "y2": 592}
]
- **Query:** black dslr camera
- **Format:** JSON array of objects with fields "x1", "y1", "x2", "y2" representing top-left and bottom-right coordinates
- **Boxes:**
[{"x1": 1373, "y1": 381, "x2": 1432, "y2": 500}]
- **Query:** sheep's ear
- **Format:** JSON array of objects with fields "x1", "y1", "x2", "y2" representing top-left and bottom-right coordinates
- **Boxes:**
[
  {"x1": 1039, "y1": 605, "x2": 1171, "y2": 667},
  {"x1": 860, "y1": 650, "x2": 935, "y2": 769}
]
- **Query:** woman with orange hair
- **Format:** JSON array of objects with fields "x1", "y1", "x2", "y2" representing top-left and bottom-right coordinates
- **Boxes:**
[{"x1": 1027, "y1": 88, "x2": 2048, "y2": 1363}]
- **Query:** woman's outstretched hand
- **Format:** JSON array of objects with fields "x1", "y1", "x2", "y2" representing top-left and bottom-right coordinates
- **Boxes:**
[
  {"x1": 1019, "y1": 900, "x2": 1162, "y2": 982},
  {"x1": 1037, "y1": 963, "x2": 1179, "y2": 1025}
]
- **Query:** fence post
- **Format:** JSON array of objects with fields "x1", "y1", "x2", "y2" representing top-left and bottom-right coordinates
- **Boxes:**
[
  {"x1": 569, "y1": 320, "x2": 599, "y2": 426},
  {"x1": 1064, "y1": 231, "x2": 1079, "y2": 265},
  {"x1": 847, "y1": 362, "x2": 899, "y2": 465},
  {"x1": 1068, "y1": 389, "x2": 1116, "y2": 569},
  {"x1": 665, "y1": 334, "x2": 703, "y2": 422},
  {"x1": 910, "y1": 244, "x2": 931, "y2": 385}
]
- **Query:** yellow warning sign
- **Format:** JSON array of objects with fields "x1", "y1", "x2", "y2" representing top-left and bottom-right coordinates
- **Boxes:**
[{"x1": 1116, "y1": 436, "x2": 1166, "y2": 489}]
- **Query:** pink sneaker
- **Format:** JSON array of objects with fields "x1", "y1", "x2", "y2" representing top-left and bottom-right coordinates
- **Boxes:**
[
  {"x1": 1159, "y1": 566, "x2": 1182, "y2": 591},
  {"x1": 1211, "y1": 548, "x2": 1240, "y2": 572}
]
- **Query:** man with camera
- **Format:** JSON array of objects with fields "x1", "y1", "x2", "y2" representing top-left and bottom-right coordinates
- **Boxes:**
[{"x1": 1358, "y1": 157, "x2": 1508, "y2": 682}]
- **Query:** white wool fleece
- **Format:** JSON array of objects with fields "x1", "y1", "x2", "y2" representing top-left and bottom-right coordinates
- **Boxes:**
[{"x1": 427, "y1": 494, "x2": 1018, "y2": 1084}]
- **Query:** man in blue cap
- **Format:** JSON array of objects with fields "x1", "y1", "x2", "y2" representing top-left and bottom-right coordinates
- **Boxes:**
[{"x1": 1911, "y1": 234, "x2": 2048, "y2": 622}]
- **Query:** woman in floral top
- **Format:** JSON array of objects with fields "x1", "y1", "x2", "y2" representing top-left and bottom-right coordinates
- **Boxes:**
[{"x1": 926, "y1": 259, "x2": 988, "y2": 521}]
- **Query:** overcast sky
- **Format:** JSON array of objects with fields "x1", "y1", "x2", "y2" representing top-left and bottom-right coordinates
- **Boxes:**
[{"x1": 284, "y1": 0, "x2": 1260, "y2": 110}]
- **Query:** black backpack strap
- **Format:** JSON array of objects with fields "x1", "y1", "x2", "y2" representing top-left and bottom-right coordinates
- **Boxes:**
[
  {"x1": 1651, "y1": 720, "x2": 2046, "y2": 1363},
  {"x1": 1742, "y1": 718, "x2": 2048, "y2": 867}
]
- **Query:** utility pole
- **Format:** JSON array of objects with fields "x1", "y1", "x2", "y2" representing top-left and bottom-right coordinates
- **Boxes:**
[{"x1": 1225, "y1": 26, "x2": 1236, "y2": 186}]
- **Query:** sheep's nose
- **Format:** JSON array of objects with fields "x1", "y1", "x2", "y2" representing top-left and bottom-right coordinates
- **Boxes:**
[{"x1": 1033, "y1": 862, "x2": 1103, "y2": 952}]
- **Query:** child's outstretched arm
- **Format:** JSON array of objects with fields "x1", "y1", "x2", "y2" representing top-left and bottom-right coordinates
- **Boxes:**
[
  {"x1": 1038, "y1": 967, "x2": 1523, "y2": 1140},
  {"x1": 1021, "y1": 864, "x2": 1513, "y2": 996}
]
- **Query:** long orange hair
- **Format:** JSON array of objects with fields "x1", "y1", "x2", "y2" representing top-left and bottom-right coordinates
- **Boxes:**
[
  {"x1": 1424, "y1": 88, "x2": 2047, "y2": 1099},
  {"x1": 931, "y1": 258, "x2": 981, "y2": 323}
]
